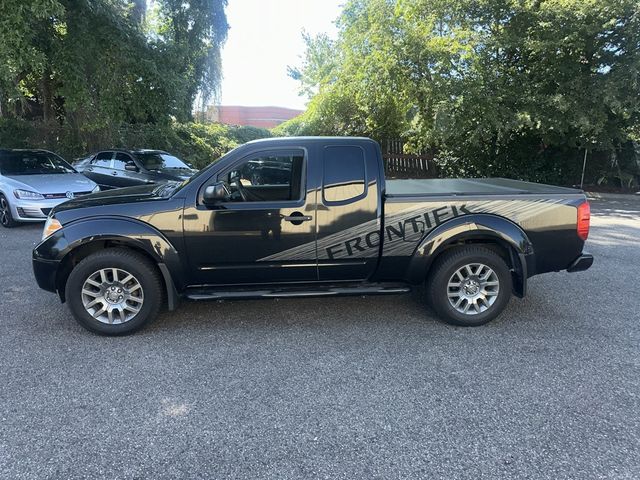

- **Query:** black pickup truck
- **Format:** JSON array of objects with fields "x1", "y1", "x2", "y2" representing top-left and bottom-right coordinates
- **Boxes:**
[{"x1": 32, "y1": 137, "x2": 593, "y2": 335}]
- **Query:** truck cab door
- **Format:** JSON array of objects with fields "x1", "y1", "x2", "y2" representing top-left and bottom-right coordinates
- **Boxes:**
[
  {"x1": 182, "y1": 148, "x2": 319, "y2": 285},
  {"x1": 316, "y1": 143, "x2": 381, "y2": 281}
]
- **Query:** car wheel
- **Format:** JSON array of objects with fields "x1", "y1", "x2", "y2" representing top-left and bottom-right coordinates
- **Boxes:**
[
  {"x1": 0, "y1": 194, "x2": 18, "y2": 228},
  {"x1": 65, "y1": 248, "x2": 163, "y2": 335},
  {"x1": 427, "y1": 246, "x2": 512, "y2": 327}
]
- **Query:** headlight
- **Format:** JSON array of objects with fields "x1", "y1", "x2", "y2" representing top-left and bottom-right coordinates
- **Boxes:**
[
  {"x1": 14, "y1": 189, "x2": 44, "y2": 200},
  {"x1": 91, "y1": 185, "x2": 100, "y2": 193},
  {"x1": 42, "y1": 216, "x2": 62, "y2": 240}
]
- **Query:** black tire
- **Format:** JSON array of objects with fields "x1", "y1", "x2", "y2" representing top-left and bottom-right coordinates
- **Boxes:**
[
  {"x1": 65, "y1": 248, "x2": 164, "y2": 335},
  {"x1": 0, "y1": 194, "x2": 18, "y2": 228},
  {"x1": 427, "y1": 246, "x2": 512, "y2": 327}
]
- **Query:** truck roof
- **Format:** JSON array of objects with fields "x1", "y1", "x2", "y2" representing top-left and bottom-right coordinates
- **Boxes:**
[{"x1": 245, "y1": 136, "x2": 377, "y2": 146}]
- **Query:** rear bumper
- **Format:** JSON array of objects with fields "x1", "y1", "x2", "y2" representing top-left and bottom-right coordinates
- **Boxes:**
[{"x1": 566, "y1": 253, "x2": 593, "y2": 273}]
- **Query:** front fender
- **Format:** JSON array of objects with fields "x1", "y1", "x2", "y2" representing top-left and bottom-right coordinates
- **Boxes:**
[
  {"x1": 34, "y1": 216, "x2": 185, "y2": 292},
  {"x1": 405, "y1": 214, "x2": 534, "y2": 295}
]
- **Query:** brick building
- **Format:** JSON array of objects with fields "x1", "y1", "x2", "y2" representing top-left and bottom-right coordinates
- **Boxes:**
[{"x1": 201, "y1": 105, "x2": 303, "y2": 129}]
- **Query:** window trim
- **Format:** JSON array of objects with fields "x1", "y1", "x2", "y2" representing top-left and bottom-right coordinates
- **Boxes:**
[
  {"x1": 205, "y1": 148, "x2": 308, "y2": 206},
  {"x1": 321, "y1": 144, "x2": 368, "y2": 206}
]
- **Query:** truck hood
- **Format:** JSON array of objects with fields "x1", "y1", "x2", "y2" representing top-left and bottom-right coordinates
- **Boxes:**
[
  {"x1": 6, "y1": 173, "x2": 96, "y2": 194},
  {"x1": 51, "y1": 184, "x2": 162, "y2": 217}
]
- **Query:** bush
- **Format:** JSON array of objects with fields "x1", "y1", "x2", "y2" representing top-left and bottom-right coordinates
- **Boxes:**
[{"x1": 0, "y1": 119, "x2": 272, "y2": 170}]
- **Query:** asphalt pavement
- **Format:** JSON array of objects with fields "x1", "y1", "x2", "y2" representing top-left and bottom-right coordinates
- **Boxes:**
[{"x1": 0, "y1": 197, "x2": 638, "y2": 479}]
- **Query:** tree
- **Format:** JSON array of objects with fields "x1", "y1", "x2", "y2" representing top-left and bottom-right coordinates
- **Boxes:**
[
  {"x1": 0, "y1": 0, "x2": 64, "y2": 119},
  {"x1": 285, "y1": 0, "x2": 640, "y2": 185},
  {"x1": 154, "y1": 0, "x2": 229, "y2": 121},
  {"x1": 0, "y1": 0, "x2": 229, "y2": 126}
]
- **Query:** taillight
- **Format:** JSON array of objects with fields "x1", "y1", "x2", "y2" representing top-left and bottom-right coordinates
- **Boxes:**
[{"x1": 577, "y1": 201, "x2": 590, "y2": 241}]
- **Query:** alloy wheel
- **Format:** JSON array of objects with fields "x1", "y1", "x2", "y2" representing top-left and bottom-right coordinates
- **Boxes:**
[
  {"x1": 447, "y1": 263, "x2": 500, "y2": 315},
  {"x1": 81, "y1": 268, "x2": 144, "y2": 324},
  {"x1": 0, "y1": 197, "x2": 10, "y2": 226}
]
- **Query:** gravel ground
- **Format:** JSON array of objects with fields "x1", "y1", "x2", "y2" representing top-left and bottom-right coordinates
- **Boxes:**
[{"x1": 0, "y1": 198, "x2": 638, "y2": 479}]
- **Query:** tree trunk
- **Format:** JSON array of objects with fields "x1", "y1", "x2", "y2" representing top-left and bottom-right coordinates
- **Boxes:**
[{"x1": 41, "y1": 70, "x2": 54, "y2": 123}]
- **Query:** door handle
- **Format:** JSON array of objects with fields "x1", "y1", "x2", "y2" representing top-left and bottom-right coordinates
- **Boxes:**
[
  {"x1": 282, "y1": 212, "x2": 313, "y2": 225},
  {"x1": 111, "y1": 171, "x2": 118, "y2": 176}
]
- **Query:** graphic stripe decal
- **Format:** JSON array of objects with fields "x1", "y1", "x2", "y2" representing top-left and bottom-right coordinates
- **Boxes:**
[{"x1": 259, "y1": 198, "x2": 572, "y2": 261}]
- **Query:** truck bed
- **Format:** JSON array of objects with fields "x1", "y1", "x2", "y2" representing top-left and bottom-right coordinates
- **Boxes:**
[{"x1": 385, "y1": 178, "x2": 581, "y2": 197}]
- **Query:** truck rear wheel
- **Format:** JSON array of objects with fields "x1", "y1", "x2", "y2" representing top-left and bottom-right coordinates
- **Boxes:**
[
  {"x1": 427, "y1": 246, "x2": 512, "y2": 327},
  {"x1": 65, "y1": 249, "x2": 163, "y2": 335}
]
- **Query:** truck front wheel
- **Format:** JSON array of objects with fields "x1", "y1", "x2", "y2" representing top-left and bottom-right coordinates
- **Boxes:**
[
  {"x1": 65, "y1": 249, "x2": 164, "y2": 335},
  {"x1": 427, "y1": 246, "x2": 512, "y2": 327}
]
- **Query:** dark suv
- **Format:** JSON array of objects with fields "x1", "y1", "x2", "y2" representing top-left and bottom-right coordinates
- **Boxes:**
[{"x1": 80, "y1": 149, "x2": 197, "y2": 189}]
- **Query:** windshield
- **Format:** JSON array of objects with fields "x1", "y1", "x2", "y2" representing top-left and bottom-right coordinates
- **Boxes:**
[
  {"x1": 0, "y1": 151, "x2": 76, "y2": 175},
  {"x1": 134, "y1": 152, "x2": 190, "y2": 171}
]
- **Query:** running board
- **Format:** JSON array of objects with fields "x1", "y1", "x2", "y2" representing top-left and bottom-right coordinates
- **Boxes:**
[{"x1": 185, "y1": 284, "x2": 411, "y2": 301}]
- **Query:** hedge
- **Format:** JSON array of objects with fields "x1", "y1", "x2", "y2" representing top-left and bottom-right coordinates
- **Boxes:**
[{"x1": 0, "y1": 119, "x2": 272, "y2": 170}]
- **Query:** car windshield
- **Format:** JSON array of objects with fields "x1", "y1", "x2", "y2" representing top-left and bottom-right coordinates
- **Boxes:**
[
  {"x1": 134, "y1": 152, "x2": 190, "y2": 171},
  {"x1": 0, "y1": 152, "x2": 76, "y2": 175}
]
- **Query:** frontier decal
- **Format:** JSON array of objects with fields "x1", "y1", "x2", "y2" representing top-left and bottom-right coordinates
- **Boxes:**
[{"x1": 259, "y1": 198, "x2": 570, "y2": 262}]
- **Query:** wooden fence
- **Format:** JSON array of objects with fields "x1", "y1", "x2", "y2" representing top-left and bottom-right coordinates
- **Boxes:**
[{"x1": 382, "y1": 139, "x2": 437, "y2": 179}]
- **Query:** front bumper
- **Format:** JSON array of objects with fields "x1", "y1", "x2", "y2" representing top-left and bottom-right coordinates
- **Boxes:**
[
  {"x1": 11, "y1": 197, "x2": 70, "y2": 222},
  {"x1": 32, "y1": 256, "x2": 60, "y2": 293},
  {"x1": 33, "y1": 229, "x2": 69, "y2": 294},
  {"x1": 566, "y1": 252, "x2": 594, "y2": 273}
]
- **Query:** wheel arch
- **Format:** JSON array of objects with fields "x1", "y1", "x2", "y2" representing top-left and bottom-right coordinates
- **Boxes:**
[
  {"x1": 43, "y1": 217, "x2": 182, "y2": 308},
  {"x1": 405, "y1": 213, "x2": 534, "y2": 297}
]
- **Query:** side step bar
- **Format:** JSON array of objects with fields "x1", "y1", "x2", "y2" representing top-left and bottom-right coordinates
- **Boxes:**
[{"x1": 185, "y1": 284, "x2": 411, "y2": 301}]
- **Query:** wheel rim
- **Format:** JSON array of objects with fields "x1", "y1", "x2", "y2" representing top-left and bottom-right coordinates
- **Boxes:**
[
  {"x1": 0, "y1": 197, "x2": 10, "y2": 226},
  {"x1": 81, "y1": 268, "x2": 144, "y2": 324},
  {"x1": 447, "y1": 263, "x2": 500, "y2": 315}
]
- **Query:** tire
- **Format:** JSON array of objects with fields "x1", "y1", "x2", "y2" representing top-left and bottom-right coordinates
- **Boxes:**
[
  {"x1": 427, "y1": 246, "x2": 512, "y2": 327},
  {"x1": 0, "y1": 194, "x2": 18, "y2": 228},
  {"x1": 65, "y1": 248, "x2": 164, "y2": 335}
]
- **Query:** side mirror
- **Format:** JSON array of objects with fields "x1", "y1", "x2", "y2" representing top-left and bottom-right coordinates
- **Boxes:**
[
  {"x1": 125, "y1": 162, "x2": 139, "y2": 172},
  {"x1": 203, "y1": 181, "x2": 230, "y2": 205}
]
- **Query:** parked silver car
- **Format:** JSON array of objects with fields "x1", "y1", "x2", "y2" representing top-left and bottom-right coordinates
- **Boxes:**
[{"x1": 0, "y1": 149, "x2": 99, "y2": 227}]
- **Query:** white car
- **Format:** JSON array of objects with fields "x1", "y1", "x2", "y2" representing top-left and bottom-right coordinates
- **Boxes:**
[{"x1": 0, "y1": 149, "x2": 99, "y2": 227}]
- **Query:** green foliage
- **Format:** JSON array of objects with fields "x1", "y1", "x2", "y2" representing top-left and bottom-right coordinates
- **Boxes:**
[
  {"x1": 287, "y1": 32, "x2": 340, "y2": 99},
  {"x1": 0, "y1": 118, "x2": 271, "y2": 169},
  {"x1": 153, "y1": 0, "x2": 229, "y2": 120},
  {"x1": 286, "y1": 0, "x2": 640, "y2": 185},
  {"x1": 0, "y1": 0, "x2": 228, "y2": 125}
]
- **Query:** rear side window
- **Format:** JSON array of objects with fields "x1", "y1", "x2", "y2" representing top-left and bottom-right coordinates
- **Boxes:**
[
  {"x1": 91, "y1": 152, "x2": 113, "y2": 167},
  {"x1": 323, "y1": 146, "x2": 366, "y2": 203}
]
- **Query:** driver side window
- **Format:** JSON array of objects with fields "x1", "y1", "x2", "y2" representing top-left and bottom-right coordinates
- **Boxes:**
[{"x1": 220, "y1": 151, "x2": 304, "y2": 202}]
